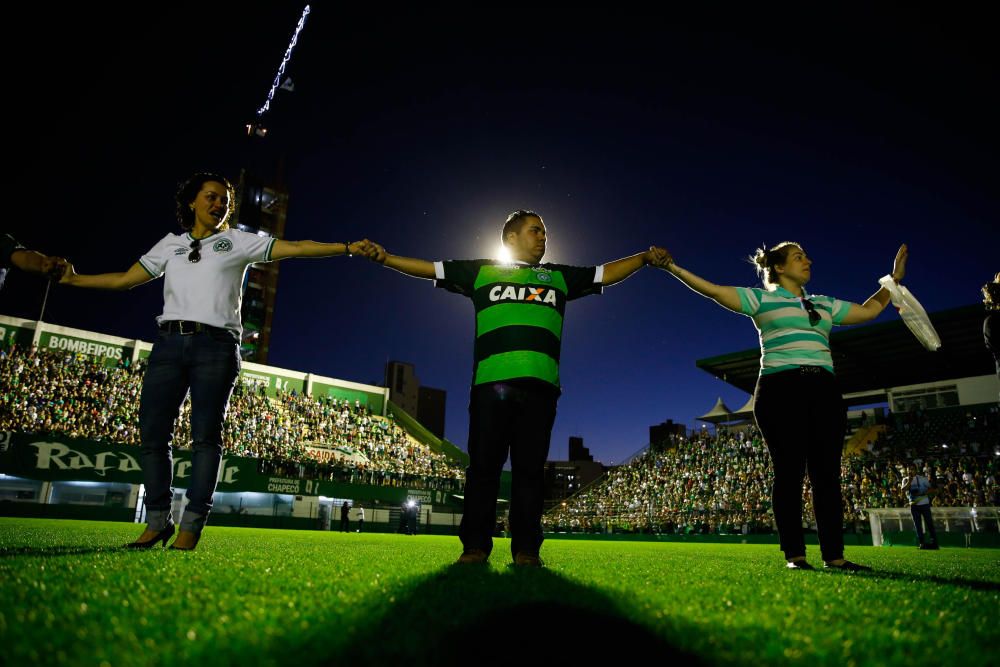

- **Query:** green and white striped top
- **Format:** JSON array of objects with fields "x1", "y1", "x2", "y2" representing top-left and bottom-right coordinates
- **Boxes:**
[
  {"x1": 735, "y1": 286, "x2": 850, "y2": 376},
  {"x1": 434, "y1": 259, "x2": 603, "y2": 387}
]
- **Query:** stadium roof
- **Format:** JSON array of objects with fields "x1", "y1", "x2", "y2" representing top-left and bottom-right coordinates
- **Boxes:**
[
  {"x1": 696, "y1": 304, "x2": 995, "y2": 397},
  {"x1": 697, "y1": 397, "x2": 738, "y2": 423}
]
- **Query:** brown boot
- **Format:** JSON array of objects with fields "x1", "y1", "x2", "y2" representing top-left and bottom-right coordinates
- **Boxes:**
[
  {"x1": 124, "y1": 524, "x2": 174, "y2": 549},
  {"x1": 168, "y1": 530, "x2": 201, "y2": 551},
  {"x1": 456, "y1": 548, "x2": 488, "y2": 564},
  {"x1": 513, "y1": 551, "x2": 544, "y2": 567}
]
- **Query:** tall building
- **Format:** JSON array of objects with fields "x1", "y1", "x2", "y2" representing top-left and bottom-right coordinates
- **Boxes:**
[
  {"x1": 417, "y1": 386, "x2": 447, "y2": 439},
  {"x1": 386, "y1": 361, "x2": 419, "y2": 417},
  {"x1": 234, "y1": 169, "x2": 288, "y2": 363},
  {"x1": 544, "y1": 437, "x2": 605, "y2": 507},
  {"x1": 568, "y1": 436, "x2": 592, "y2": 462},
  {"x1": 385, "y1": 361, "x2": 447, "y2": 439}
]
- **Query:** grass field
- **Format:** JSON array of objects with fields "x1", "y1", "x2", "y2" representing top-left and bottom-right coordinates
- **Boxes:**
[{"x1": 1, "y1": 518, "x2": 997, "y2": 666}]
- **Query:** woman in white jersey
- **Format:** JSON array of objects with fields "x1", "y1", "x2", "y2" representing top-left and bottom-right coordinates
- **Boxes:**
[
  {"x1": 61, "y1": 172, "x2": 363, "y2": 550},
  {"x1": 659, "y1": 242, "x2": 907, "y2": 571}
]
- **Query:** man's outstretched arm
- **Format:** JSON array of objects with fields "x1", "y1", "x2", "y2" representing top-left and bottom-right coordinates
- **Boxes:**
[
  {"x1": 601, "y1": 246, "x2": 670, "y2": 286},
  {"x1": 358, "y1": 240, "x2": 436, "y2": 279}
]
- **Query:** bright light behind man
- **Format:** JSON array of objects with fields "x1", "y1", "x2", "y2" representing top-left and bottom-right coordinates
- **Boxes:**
[{"x1": 496, "y1": 244, "x2": 512, "y2": 263}]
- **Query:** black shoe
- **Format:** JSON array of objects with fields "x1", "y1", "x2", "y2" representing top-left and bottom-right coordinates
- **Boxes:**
[
  {"x1": 786, "y1": 559, "x2": 815, "y2": 570},
  {"x1": 926, "y1": 543, "x2": 940, "y2": 550},
  {"x1": 824, "y1": 560, "x2": 872, "y2": 572},
  {"x1": 125, "y1": 524, "x2": 175, "y2": 549}
]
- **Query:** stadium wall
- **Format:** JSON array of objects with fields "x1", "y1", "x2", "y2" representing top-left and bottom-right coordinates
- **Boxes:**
[
  {"x1": 0, "y1": 431, "x2": 469, "y2": 533},
  {"x1": 0, "y1": 433, "x2": 461, "y2": 506},
  {"x1": 887, "y1": 375, "x2": 999, "y2": 411},
  {"x1": 0, "y1": 503, "x2": 135, "y2": 522}
]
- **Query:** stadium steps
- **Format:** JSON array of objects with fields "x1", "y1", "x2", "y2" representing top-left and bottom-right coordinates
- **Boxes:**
[{"x1": 845, "y1": 425, "x2": 886, "y2": 457}]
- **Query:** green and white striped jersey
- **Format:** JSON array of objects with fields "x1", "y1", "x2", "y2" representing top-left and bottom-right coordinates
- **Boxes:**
[
  {"x1": 735, "y1": 285, "x2": 850, "y2": 376},
  {"x1": 434, "y1": 259, "x2": 603, "y2": 387}
]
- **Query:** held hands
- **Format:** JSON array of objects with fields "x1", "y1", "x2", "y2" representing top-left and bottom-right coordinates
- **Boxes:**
[
  {"x1": 42, "y1": 256, "x2": 70, "y2": 281},
  {"x1": 891, "y1": 244, "x2": 908, "y2": 283},
  {"x1": 645, "y1": 246, "x2": 674, "y2": 269},
  {"x1": 356, "y1": 239, "x2": 387, "y2": 264},
  {"x1": 57, "y1": 260, "x2": 77, "y2": 285},
  {"x1": 346, "y1": 241, "x2": 368, "y2": 257}
]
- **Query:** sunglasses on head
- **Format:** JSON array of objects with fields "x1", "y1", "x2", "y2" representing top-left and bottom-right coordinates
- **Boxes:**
[
  {"x1": 188, "y1": 238, "x2": 201, "y2": 263},
  {"x1": 800, "y1": 297, "x2": 821, "y2": 326}
]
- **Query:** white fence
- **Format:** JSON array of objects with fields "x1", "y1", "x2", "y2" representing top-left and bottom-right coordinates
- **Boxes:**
[{"x1": 867, "y1": 507, "x2": 999, "y2": 547}]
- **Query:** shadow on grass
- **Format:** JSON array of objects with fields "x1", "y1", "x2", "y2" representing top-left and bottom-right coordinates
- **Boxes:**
[
  {"x1": 822, "y1": 567, "x2": 1000, "y2": 592},
  {"x1": 330, "y1": 564, "x2": 706, "y2": 667}
]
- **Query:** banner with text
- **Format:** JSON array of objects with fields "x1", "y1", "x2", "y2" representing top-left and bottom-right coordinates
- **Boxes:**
[
  {"x1": 0, "y1": 432, "x2": 458, "y2": 504},
  {"x1": 36, "y1": 331, "x2": 132, "y2": 368}
]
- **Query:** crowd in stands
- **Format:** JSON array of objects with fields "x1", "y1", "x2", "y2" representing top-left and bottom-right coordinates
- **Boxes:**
[
  {"x1": 544, "y1": 414, "x2": 1000, "y2": 535},
  {"x1": 0, "y1": 345, "x2": 465, "y2": 489},
  {"x1": 1, "y1": 345, "x2": 145, "y2": 443},
  {"x1": 4, "y1": 343, "x2": 999, "y2": 519}
]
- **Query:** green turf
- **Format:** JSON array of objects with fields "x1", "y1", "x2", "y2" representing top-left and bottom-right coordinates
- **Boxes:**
[{"x1": 1, "y1": 519, "x2": 997, "y2": 666}]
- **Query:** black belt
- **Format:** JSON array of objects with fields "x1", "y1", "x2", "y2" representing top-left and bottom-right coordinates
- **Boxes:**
[
  {"x1": 159, "y1": 320, "x2": 230, "y2": 336},
  {"x1": 793, "y1": 365, "x2": 828, "y2": 375}
]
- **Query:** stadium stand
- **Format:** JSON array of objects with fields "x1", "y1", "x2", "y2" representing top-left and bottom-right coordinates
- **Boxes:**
[
  {"x1": 0, "y1": 344, "x2": 465, "y2": 488},
  {"x1": 3, "y1": 307, "x2": 997, "y2": 541},
  {"x1": 544, "y1": 414, "x2": 999, "y2": 536}
]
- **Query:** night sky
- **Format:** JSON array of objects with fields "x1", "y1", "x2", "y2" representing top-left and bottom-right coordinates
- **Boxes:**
[{"x1": 5, "y1": 5, "x2": 997, "y2": 464}]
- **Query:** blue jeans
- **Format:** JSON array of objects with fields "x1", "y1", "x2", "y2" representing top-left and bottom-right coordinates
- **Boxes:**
[{"x1": 139, "y1": 327, "x2": 240, "y2": 534}]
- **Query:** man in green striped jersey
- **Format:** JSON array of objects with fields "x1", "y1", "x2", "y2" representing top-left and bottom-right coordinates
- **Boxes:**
[{"x1": 360, "y1": 211, "x2": 666, "y2": 565}]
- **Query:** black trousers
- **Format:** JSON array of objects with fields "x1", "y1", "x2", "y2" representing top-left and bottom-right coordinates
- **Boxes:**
[
  {"x1": 911, "y1": 504, "x2": 937, "y2": 545},
  {"x1": 460, "y1": 380, "x2": 559, "y2": 558},
  {"x1": 753, "y1": 367, "x2": 846, "y2": 562}
]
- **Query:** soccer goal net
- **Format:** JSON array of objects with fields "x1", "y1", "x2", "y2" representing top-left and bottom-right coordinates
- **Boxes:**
[{"x1": 866, "y1": 507, "x2": 999, "y2": 546}]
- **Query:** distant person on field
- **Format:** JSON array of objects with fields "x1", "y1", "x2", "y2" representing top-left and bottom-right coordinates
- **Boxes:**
[{"x1": 903, "y1": 464, "x2": 939, "y2": 550}]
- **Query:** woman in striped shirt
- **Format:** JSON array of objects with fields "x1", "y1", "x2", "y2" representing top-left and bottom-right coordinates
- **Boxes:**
[{"x1": 660, "y1": 242, "x2": 907, "y2": 571}]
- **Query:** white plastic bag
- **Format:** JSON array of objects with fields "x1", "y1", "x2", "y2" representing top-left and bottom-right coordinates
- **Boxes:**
[{"x1": 878, "y1": 275, "x2": 941, "y2": 351}]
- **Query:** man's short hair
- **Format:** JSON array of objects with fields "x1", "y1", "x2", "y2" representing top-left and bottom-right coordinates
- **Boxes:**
[{"x1": 501, "y1": 210, "x2": 541, "y2": 246}]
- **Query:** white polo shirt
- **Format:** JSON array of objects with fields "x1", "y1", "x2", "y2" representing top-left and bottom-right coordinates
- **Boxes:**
[{"x1": 138, "y1": 229, "x2": 275, "y2": 335}]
